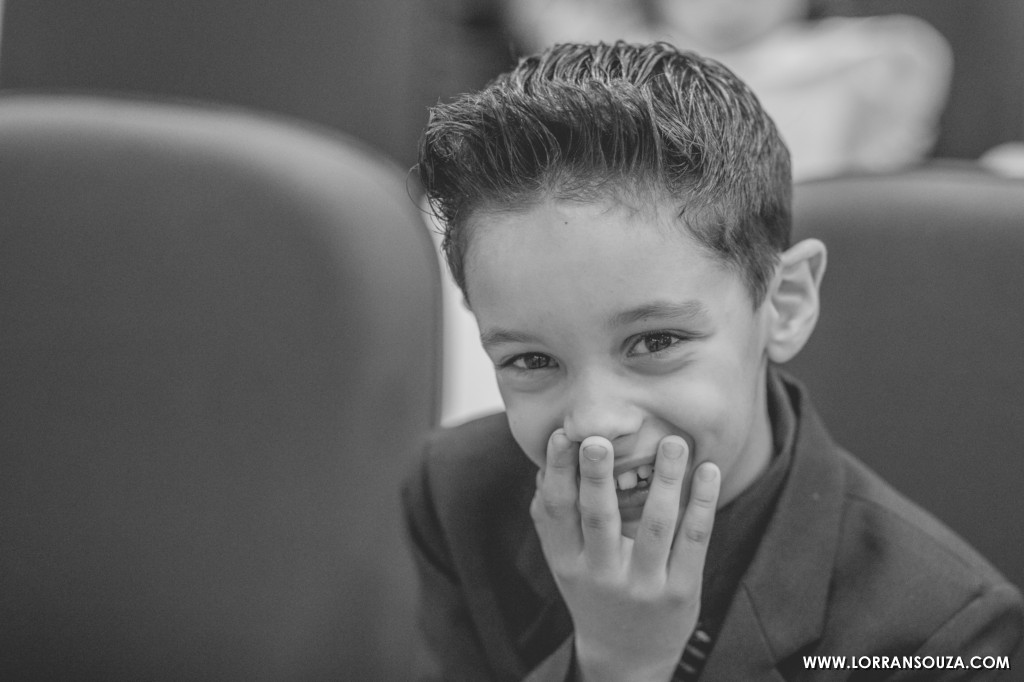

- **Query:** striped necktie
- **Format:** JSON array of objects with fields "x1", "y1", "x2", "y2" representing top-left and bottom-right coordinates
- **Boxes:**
[{"x1": 673, "y1": 625, "x2": 713, "y2": 681}]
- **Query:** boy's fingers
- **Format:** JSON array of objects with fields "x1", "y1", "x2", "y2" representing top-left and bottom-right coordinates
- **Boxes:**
[
  {"x1": 576, "y1": 435, "x2": 620, "y2": 569},
  {"x1": 631, "y1": 436, "x2": 689, "y2": 578},
  {"x1": 667, "y1": 462, "x2": 720, "y2": 592},
  {"x1": 530, "y1": 429, "x2": 582, "y2": 553}
]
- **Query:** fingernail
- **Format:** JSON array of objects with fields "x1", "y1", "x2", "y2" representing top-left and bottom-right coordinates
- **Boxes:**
[
  {"x1": 662, "y1": 439, "x2": 686, "y2": 459},
  {"x1": 698, "y1": 463, "x2": 718, "y2": 481},
  {"x1": 582, "y1": 444, "x2": 607, "y2": 461}
]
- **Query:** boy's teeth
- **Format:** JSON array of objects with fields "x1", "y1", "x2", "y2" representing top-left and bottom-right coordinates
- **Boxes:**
[
  {"x1": 616, "y1": 470, "x2": 638, "y2": 491},
  {"x1": 637, "y1": 464, "x2": 653, "y2": 480}
]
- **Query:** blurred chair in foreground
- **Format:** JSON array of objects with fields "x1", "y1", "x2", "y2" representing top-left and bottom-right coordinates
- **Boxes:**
[
  {"x1": 787, "y1": 163, "x2": 1024, "y2": 596},
  {"x1": 0, "y1": 95, "x2": 440, "y2": 680}
]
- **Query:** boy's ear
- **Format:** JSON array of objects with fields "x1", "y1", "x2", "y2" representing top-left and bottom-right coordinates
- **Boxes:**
[{"x1": 766, "y1": 238, "x2": 827, "y2": 364}]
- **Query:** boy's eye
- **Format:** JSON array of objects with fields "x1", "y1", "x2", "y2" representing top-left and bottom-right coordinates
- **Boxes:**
[
  {"x1": 504, "y1": 353, "x2": 556, "y2": 371},
  {"x1": 629, "y1": 332, "x2": 681, "y2": 356}
]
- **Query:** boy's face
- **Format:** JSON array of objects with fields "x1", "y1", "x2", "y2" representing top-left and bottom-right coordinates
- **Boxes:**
[{"x1": 465, "y1": 196, "x2": 775, "y2": 538}]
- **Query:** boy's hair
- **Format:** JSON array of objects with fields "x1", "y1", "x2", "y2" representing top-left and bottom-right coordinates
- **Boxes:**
[{"x1": 417, "y1": 42, "x2": 792, "y2": 306}]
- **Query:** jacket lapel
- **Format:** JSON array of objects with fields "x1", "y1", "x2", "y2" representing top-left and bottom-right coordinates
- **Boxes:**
[
  {"x1": 701, "y1": 378, "x2": 847, "y2": 679},
  {"x1": 512, "y1": 493, "x2": 572, "y2": 656}
]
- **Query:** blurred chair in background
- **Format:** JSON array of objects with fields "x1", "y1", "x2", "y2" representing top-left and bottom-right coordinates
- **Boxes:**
[
  {"x1": 0, "y1": 0, "x2": 440, "y2": 170},
  {"x1": 786, "y1": 163, "x2": 1024, "y2": 597},
  {"x1": 0, "y1": 95, "x2": 440, "y2": 681}
]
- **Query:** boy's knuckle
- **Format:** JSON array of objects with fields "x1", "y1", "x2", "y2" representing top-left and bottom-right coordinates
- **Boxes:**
[
  {"x1": 535, "y1": 492, "x2": 573, "y2": 520},
  {"x1": 641, "y1": 515, "x2": 675, "y2": 541},
  {"x1": 665, "y1": 583, "x2": 695, "y2": 605},
  {"x1": 529, "y1": 496, "x2": 547, "y2": 522},
  {"x1": 626, "y1": 580, "x2": 662, "y2": 603},
  {"x1": 691, "y1": 490, "x2": 717, "y2": 509},
  {"x1": 579, "y1": 508, "x2": 614, "y2": 531},
  {"x1": 683, "y1": 522, "x2": 711, "y2": 544},
  {"x1": 549, "y1": 456, "x2": 575, "y2": 471},
  {"x1": 585, "y1": 568, "x2": 617, "y2": 590},
  {"x1": 654, "y1": 470, "x2": 680, "y2": 488},
  {"x1": 543, "y1": 499, "x2": 573, "y2": 519}
]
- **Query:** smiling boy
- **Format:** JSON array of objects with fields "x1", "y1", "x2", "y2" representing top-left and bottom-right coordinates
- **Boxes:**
[{"x1": 403, "y1": 43, "x2": 1022, "y2": 681}]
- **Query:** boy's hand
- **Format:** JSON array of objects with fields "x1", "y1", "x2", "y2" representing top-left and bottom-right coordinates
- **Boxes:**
[{"x1": 530, "y1": 430, "x2": 721, "y2": 682}]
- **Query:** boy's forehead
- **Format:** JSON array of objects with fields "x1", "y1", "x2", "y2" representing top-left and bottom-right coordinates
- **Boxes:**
[
  {"x1": 474, "y1": 184, "x2": 681, "y2": 218},
  {"x1": 467, "y1": 193, "x2": 690, "y2": 246},
  {"x1": 463, "y1": 195, "x2": 741, "y2": 311},
  {"x1": 464, "y1": 194, "x2": 718, "y2": 272}
]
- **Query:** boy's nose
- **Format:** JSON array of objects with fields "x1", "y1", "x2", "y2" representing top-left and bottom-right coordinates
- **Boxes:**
[{"x1": 562, "y1": 371, "x2": 643, "y2": 445}]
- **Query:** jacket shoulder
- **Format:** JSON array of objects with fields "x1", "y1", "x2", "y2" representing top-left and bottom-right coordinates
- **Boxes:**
[
  {"x1": 401, "y1": 413, "x2": 535, "y2": 538},
  {"x1": 414, "y1": 412, "x2": 532, "y2": 488},
  {"x1": 825, "y1": 450, "x2": 1023, "y2": 653},
  {"x1": 839, "y1": 451, "x2": 1009, "y2": 590}
]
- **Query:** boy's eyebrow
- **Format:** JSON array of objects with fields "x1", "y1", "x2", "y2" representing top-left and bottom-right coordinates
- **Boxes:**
[
  {"x1": 609, "y1": 300, "x2": 710, "y2": 328},
  {"x1": 479, "y1": 328, "x2": 539, "y2": 350}
]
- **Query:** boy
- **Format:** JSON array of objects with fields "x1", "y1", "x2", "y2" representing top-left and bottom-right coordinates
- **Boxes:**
[{"x1": 402, "y1": 42, "x2": 1022, "y2": 681}]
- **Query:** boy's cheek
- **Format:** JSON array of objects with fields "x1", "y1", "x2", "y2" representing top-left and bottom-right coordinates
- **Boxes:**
[
  {"x1": 505, "y1": 411, "x2": 557, "y2": 471},
  {"x1": 671, "y1": 384, "x2": 740, "y2": 438},
  {"x1": 503, "y1": 395, "x2": 561, "y2": 454}
]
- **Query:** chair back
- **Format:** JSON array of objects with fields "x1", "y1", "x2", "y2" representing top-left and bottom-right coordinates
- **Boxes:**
[
  {"x1": 788, "y1": 163, "x2": 1024, "y2": 592},
  {"x1": 0, "y1": 95, "x2": 440, "y2": 681}
]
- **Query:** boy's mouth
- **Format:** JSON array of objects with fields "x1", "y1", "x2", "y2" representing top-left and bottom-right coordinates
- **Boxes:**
[
  {"x1": 614, "y1": 463, "x2": 653, "y2": 492},
  {"x1": 614, "y1": 461, "x2": 654, "y2": 512}
]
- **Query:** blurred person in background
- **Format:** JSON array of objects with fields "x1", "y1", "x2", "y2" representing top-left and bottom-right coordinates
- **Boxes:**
[
  {"x1": 980, "y1": 141, "x2": 1024, "y2": 180},
  {"x1": 505, "y1": 0, "x2": 952, "y2": 182}
]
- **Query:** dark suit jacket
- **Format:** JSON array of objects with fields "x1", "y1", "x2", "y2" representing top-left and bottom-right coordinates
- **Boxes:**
[{"x1": 402, "y1": 373, "x2": 1023, "y2": 680}]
